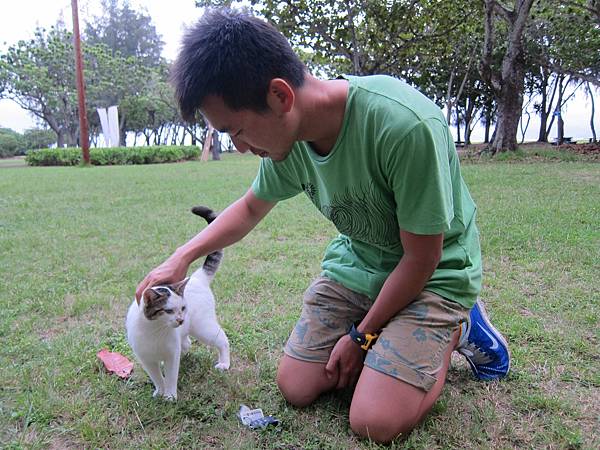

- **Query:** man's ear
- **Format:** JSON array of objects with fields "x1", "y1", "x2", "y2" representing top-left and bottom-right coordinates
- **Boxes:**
[
  {"x1": 266, "y1": 78, "x2": 295, "y2": 114},
  {"x1": 171, "y1": 278, "x2": 190, "y2": 297}
]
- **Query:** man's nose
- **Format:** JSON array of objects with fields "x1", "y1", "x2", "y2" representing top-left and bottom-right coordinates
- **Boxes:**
[{"x1": 231, "y1": 136, "x2": 249, "y2": 153}]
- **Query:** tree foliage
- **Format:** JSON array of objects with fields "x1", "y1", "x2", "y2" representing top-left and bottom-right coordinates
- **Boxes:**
[
  {"x1": 0, "y1": 26, "x2": 88, "y2": 147},
  {"x1": 0, "y1": 4, "x2": 183, "y2": 149},
  {"x1": 0, "y1": 127, "x2": 55, "y2": 157},
  {"x1": 84, "y1": 0, "x2": 164, "y2": 68},
  {"x1": 2, "y1": 1, "x2": 598, "y2": 153},
  {"x1": 198, "y1": 0, "x2": 597, "y2": 150}
]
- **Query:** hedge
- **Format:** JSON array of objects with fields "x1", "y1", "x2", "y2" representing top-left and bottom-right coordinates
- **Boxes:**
[{"x1": 25, "y1": 146, "x2": 201, "y2": 166}]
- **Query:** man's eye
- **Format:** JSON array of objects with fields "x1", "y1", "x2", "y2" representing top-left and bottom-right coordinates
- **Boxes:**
[{"x1": 164, "y1": 309, "x2": 174, "y2": 314}]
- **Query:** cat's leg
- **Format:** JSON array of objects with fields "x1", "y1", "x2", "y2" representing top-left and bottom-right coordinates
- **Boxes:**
[
  {"x1": 212, "y1": 327, "x2": 230, "y2": 370},
  {"x1": 140, "y1": 360, "x2": 165, "y2": 398},
  {"x1": 162, "y1": 348, "x2": 181, "y2": 400},
  {"x1": 181, "y1": 335, "x2": 192, "y2": 355},
  {"x1": 191, "y1": 321, "x2": 230, "y2": 370}
]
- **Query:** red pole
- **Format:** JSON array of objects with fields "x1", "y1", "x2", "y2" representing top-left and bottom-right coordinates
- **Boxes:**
[{"x1": 71, "y1": 0, "x2": 90, "y2": 164}]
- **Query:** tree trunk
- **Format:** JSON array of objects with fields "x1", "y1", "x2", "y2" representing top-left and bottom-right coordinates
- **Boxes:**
[
  {"x1": 480, "y1": 0, "x2": 534, "y2": 153},
  {"x1": 190, "y1": 127, "x2": 197, "y2": 146},
  {"x1": 66, "y1": 129, "x2": 79, "y2": 147},
  {"x1": 545, "y1": 75, "x2": 565, "y2": 139},
  {"x1": 589, "y1": 83, "x2": 597, "y2": 142},
  {"x1": 464, "y1": 98, "x2": 475, "y2": 145},
  {"x1": 557, "y1": 112, "x2": 564, "y2": 144},
  {"x1": 56, "y1": 131, "x2": 65, "y2": 148},
  {"x1": 171, "y1": 126, "x2": 178, "y2": 145},
  {"x1": 455, "y1": 109, "x2": 462, "y2": 143},
  {"x1": 119, "y1": 115, "x2": 127, "y2": 146},
  {"x1": 537, "y1": 68, "x2": 550, "y2": 142},
  {"x1": 211, "y1": 132, "x2": 221, "y2": 161},
  {"x1": 491, "y1": 73, "x2": 525, "y2": 153},
  {"x1": 484, "y1": 107, "x2": 492, "y2": 143}
]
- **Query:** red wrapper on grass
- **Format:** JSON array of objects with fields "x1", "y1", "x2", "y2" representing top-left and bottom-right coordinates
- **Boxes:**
[{"x1": 97, "y1": 349, "x2": 134, "y2": 379}]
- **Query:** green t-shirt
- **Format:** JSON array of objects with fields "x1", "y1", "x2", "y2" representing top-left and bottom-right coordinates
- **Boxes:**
[{"x1": 251, "y1": 75, "x2": 481, "y2": 308}]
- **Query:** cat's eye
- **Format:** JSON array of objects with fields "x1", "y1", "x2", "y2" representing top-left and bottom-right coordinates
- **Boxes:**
[
  {"x1": 182, "y1": 306, "x2": 186, "y2": 311},
  {"x1": 164, "y1": 309, "x2": 174, "y2": 314}
]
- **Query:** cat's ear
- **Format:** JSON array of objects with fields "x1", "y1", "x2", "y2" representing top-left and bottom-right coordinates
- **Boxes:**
[
  {"x1": 142, "y1": 287, "x2": 169, "y2": 305},
  {"x1": 171, "y1": 278, "x2": 190, "y2": 297}
]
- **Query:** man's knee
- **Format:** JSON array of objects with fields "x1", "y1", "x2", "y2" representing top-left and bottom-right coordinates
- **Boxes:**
[
  {"x1": 276, "y1": 367, "x2": 317, "y2": 407},
  {"x1": 349, "y1": 405, "x2": 418, "y2": 443},
  {"x1": 276, "y1": 356, "x2": 334, "y2": 407}
]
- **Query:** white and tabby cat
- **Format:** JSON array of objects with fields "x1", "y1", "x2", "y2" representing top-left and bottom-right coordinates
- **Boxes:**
[{"x1": 126, "y1": 206, "x2": 230, "y2": 400}]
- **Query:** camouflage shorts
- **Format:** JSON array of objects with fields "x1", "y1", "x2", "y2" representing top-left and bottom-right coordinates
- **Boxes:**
[{"x1": 284, "y1": 276, "x2": 470, "y2": 391}]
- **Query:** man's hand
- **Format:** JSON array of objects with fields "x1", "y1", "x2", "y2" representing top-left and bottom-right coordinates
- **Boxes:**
[
  {"x1": 325, "y1": 334, "x2": 366, "y2": 389},
  {"x1": 135, "y1": 255, "x2": 189, "y2": 303}
]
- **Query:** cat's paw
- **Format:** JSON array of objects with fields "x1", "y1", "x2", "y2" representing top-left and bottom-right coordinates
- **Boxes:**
[
  {"x1": 162, "y1": 393, "x2": 177, "y2": 401},
  {"x1": 214, "y1": 361, "x2": 230, "y2": 371},
  {"x1": 152, "y1": 388, "x2": 163, "y2": 398}
]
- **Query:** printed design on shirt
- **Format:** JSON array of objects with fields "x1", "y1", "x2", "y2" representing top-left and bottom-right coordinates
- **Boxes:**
[
  {"x1": 301, "y1": 183, "x2": 317, "y2": 203},
  {"x1": 303, "y1": 180, "x2": 399, "y2": 247}
]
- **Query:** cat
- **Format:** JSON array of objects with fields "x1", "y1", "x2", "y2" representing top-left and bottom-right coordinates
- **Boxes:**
[{"x1": 126, "y1": 206, "x2": 230, "y2": 400}]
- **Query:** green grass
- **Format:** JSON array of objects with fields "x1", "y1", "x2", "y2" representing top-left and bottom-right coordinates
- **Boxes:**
[{"x1": 1, "y1": 153, "x2": 598, "y2": 449}]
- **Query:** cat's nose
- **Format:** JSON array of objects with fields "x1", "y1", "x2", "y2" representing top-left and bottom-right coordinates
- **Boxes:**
[{"x1": 176, "y1": 318, "x2": 184, "y2": 325}]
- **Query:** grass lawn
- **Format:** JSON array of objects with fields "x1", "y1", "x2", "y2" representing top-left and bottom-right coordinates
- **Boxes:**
[{"x1": 1, "y1": 152, "x2": 598, "y2": 449}]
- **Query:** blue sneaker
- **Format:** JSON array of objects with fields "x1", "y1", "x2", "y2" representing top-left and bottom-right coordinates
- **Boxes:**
[{"x1": 457, "y1": 299, "x2": 510, "y2": 380}]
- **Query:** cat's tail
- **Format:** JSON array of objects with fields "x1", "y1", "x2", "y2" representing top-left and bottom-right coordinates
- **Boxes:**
[{"x1": 191, "y1": 206, "x2": 223, "y2": 278}]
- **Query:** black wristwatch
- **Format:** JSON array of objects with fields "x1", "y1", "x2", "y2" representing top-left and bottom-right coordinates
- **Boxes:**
[{"x1": 348, "y1": 323, "x2": 379, "y2": 351}]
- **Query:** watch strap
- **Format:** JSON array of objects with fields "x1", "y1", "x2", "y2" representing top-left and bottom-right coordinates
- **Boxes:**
[{"x1": 348, "y1": 323, "x2": 379, "y2": 351}]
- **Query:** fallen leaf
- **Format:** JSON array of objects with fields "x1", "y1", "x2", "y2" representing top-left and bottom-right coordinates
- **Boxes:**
[{"x1": 97, "y1": 349, "x2": 134, "y2": 379}]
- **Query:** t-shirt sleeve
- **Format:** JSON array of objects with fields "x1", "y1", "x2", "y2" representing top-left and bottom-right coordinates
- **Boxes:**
[
  {"x1": 251, "y1": 156, "x2": 304, "y2": 202},
  {"x1": 386, "y1": 118, "x2": 454, "y2": 235}
]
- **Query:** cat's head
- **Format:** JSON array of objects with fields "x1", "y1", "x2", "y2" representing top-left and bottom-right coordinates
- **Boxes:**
[{"x1": 141, "y1": 278, "x2": 189, "y2": 328}]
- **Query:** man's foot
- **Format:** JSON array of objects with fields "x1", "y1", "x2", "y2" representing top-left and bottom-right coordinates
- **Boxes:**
[{"x1": 457, "y1": 299, "x2": 510, "y2": 380}]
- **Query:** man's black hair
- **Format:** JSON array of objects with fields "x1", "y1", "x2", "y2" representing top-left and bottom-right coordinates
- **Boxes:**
[{"x1": 171, "y1": 8, "x2": 306, "y2": 121}]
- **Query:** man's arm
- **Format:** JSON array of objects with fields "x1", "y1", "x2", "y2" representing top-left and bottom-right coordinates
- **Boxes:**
[
  {"x1": 356, "y1": 230, "x2": 443, "y2": 334},
  {"x1": 135, "y1": 188, "x2": 276, "y2": 301},
  {"x1": 325, "y1": 230, "x2": 443, "y2": 388}
]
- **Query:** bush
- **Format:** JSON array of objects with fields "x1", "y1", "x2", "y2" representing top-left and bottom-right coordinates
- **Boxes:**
[
  {"x1": 25, "y1": 145, "x2": 201, "y2": 166},
  {"x1": 0, "y1": 129, "x2": 24, "y2": 157}
]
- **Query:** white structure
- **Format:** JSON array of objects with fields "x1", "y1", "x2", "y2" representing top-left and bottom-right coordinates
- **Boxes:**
[{"x1": 97, "y1": 105, "x2": 120, "y2": 147}]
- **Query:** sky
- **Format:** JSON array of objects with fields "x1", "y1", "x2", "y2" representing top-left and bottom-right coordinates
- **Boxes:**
[{"x1": 0, "y1": 0, "x2": 598, "y2": 143}]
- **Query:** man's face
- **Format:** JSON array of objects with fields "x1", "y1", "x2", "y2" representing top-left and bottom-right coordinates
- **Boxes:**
[{"x1": 200, "y1": 95, "x2": 295, "y2": 162}]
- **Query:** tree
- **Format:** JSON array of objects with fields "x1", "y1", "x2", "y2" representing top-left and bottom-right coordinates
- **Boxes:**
[
  {"x1": 0, "y1": 26, "x2": 80, "y2": 147},
  {"x1": 85, "y1": 1, "x2": 167, "y2": 144},
  {"x1": 0, "y1": 24, "x2": 150, "y2": 148},
  {"x1": 0, "y1": 128, "x2": 23, "y2": 157},
  {"x1": 479, "y1": 0, "x2": 535, "y2": 153},
  {"x1": 545, "y1": 0, "x2": 600, "y2": 88},
  {"x1": 84, "y1": 0, "x2": 164, "y2": 68},
  {"x1": 22, "y1": 128, "x2": 56, "y2": 150},
  {"x1": 197, "y1": 1, "x2": 478, "y2": 78}
]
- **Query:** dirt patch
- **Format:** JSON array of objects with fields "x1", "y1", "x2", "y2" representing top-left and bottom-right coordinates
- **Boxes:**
[
  {"x1": 560, "y1": 142, "x2": 600, "y2": 156},
  {"x1": 0, "y1": 156, "x2": 28, "y2": 168},
  {"x1": 461, "y1": 141, "x2": 600, "y2": 159}
]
